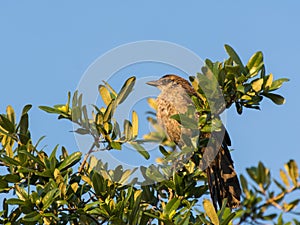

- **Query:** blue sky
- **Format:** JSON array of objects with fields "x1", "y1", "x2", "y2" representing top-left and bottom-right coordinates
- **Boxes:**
[{"x1": 0, "y1": 1, "x2": 299, "y2": 185}]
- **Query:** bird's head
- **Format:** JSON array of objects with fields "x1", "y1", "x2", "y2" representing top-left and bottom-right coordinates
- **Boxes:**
[{"x1": 146, "y1": 74, "x2": 193, "y2": 92}]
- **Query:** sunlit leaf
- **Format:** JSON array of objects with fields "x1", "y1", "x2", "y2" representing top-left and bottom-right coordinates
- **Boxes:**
[
  {"x1": 42, "y1": 188, "x2": 60, "y2": 211},
  {"x1": 269, "y1": 78, "x2": 289, "y2": 91},
  {"x1": 280, "y1": 169, "x2": 290, "y2": 188},
  {"x1": 264, "y1": 74, "x2": 273, "y2": 90},
  {"x1": 110, "y1": 141, "x2": 121, "y2": 150},
  {"x1": 203, "y1": 199, "x2": 219, "y2": 225},
  {"x1": 102, "y1": 80, "x2": 117, "y2": 97},
  {"x1": 6, "y1": 105, "x2": 15, "y2": 125},
  {"x1": 163, "y1": 197, "x2": 181, "y2": 220},
  {"x1": 58, "y1": 151, "x2": 82, "y2": 171},
  {"x1": 124, "y1": 119, "x2": 133, "y2": 140},
  {"x1": 246, "y1": 51, "x2": 263, "y2": 77},
  {"x1": 39, "y1": 106, "x2": 62, "y2": 114},
  {"x1": 147, "y1": 98, "x2": 157, "y2": 111},
  {"x1": 286, "y1": 160, "x2": 298, "y2": 186},
  {"x1": 132, "y1": 110, "x2": 138, "y2": 138},
  {"x1": 252, "y1": 78, "x2": 264, "y2": 92},
  {"x1": 99, "y1": 85, "x2": 112, "y2": 106},
  {"x1": 103, "y1": 100, "x2": 116, "y2": 122}
]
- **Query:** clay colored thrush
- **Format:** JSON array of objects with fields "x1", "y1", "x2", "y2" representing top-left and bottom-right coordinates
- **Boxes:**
[{"x1": 147, "y1": 74, "x2": 241, "y2": 209}]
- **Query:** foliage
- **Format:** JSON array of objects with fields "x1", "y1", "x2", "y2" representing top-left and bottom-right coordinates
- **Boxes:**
[{"x1": 0, "y1": 45, "x2": 298, "y2": 225}]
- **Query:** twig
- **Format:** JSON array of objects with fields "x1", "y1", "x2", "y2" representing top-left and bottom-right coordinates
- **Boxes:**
[{"x1": 78, "y1": 142, "x2": 96, "y2": 173}]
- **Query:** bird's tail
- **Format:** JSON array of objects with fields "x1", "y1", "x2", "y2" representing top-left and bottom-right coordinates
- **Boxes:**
[{"x1": 206, "y1": 145, "x2": 241, "y2": 209}]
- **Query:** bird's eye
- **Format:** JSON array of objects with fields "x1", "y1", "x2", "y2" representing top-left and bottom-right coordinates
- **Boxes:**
[{"x1": 161, "y1": 79, "x2": 169, "y2": 85}]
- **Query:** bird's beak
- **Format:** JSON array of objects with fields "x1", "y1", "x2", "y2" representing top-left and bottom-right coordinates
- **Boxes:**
[{"x1": 146, "y1": 80, "x2": 160, "y2": 87}]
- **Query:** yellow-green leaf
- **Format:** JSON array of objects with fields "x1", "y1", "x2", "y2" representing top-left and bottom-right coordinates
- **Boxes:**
[
  {"x1": 102, "y1": 80, "x2": 117, "y2": 97},
  {"x1": 58, "y1": 152, "x2": 82, "y2": 171},
  {"x1": 132, "y1": 111, "x2": 138, "y2": 138},
  {"x1": 252, "y1": 78, "x2": 264, "y2": 92},
  {"x1": 203, "y1": 199, "x2": 219, "y2": 225},
  {"x1": 280, "y1": 169, "x2": 290, "y2": 188},
  {"x1": 124, "y1": 119, "x2": 133, "y2": 140},
  {"x1": 246, "y1": 51, "x2": 263, "y2": 77},
  {"x1": 42, "y1": 188, "x2": 60, "y2": 211},
  {"x1": 269, "y1": 78, "x2": 289, "y2": 91},
  {"x1": 99, "y1": 85, "x2": 112, "y2": 106},
  {"x1": 115, "y1": 76, "x2": 136, "y2": 105},
  {"x1": 147, "y1": 98, "x2": 157, "y2": 111},
  {"x1": 6, "y1": 105, "x2": 15, "y2": 125},
  {"x1": 103, "y1": 100, "x2": 116, "y2": 122},
  {"x1": 287, "y1": 160, "x2": 298, "y2": 186},
  {"x1": 264, "y1": 73, "x2": 273, "y2": 90}
]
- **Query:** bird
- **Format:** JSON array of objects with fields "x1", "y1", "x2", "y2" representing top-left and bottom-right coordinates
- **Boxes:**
[{"x1": 146, "y1": 74, "x2": 241, "y2": 209}]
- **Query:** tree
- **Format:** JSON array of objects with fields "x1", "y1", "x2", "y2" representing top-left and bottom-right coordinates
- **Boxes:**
[{"x1": 0, "y1": 45, "x2": 298, "y2": 225}]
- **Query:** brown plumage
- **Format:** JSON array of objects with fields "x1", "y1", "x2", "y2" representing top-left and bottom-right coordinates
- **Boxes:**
[{"x1": 147, "y1": 74, "x2": 241, "y2": 209}]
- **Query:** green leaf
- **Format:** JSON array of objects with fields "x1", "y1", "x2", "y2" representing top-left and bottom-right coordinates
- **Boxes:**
[
  {"x1": 49, "y1": 144, "x2": 59, "y2": 161},
  {"x1": 58, "y1": 151, "x2": 82, "y2": 171},
  {"x1": 220, "y1": 212, "x2": 236, "y2": 225},
  {"x1": 110, "y1": 141, "x2": 122, "y2": 150},
  {"x1": 224, "y1": 44, "x2": 246, "y2": 74},
  {"x1": 103, "y1": 100, "x2": 116, "y2": 122},
  {"x1": 269, "y1": 78, "x2": 289, "y2": 91},
  {"x1": 239, "y1": 174, "x2": 248, "y2": 193},
  {"x1": 170, "y1": 114, "x2": 198, "y2": 129},
  {"x1": 203, "y1": 199, "x2": 219, "y2": 225},
  {"x1": 124, "y1": 119, "x2": 133, "y2": 140},
  {"x1": 15, "y1": 185, "x2": 28, "y2": 201},
  {"x1": 235, "y1": 102, "x2": 243, "y2": 115},
  {"x1": 0, "y1": 115, "x2": 15, "y2": 133},
  {"x1": 72, "y1": 90, "x2": 78, "y2": 107},
  {"x1": 4, "y1": 174, "x2": 20, "y2": 183},
  {"x1": 71, "y1": 106, "x2": 81, "y2": 122},
  {"x1": 6, "y1": 198, "x2": 25, "y2": 205},
  {"x1": 18, "y1": 113, "x2": 29, "y2": 144},
  {"x1": 159, "y1": 145, "x2": 169, "y2": 156},
  {"x1": 92, "y1": 172, "x2": 105, "y2": 195},
  {"x1": 130, "y1": 142, "x2": 150, "y2": 159},
  {"x1": 18, "y1": 150, "x2": 44, "y2": 167},
  {"x1": 0, "y1": 155, "x2": 20, "y2": 166},
  {"x1": 261, "y1": 93, "x2": 286, "y2": 105},
  {"x1": 42, "y1": 188, "x2": 60, "y2": 211},
  {"x1": 118, "y1": 168, "x2": 136, "y2": 185},
  {"x1": 163, "y1": 197, "x2": 181, "y2": 220},
  {"x1": 74, "y1": 128, "x2": 90, "y2": 135},
  {"x1": 115, "y1": 76, "x2": 136, "y2": 105},
  {"x1": 246, "y1": 51, "x2": 263, "y2": 77},
  {"x1": 39, "y1": 106, "x2": 61, "y2": 114},
  {"x1": 22, "y1": 211, "x2": 42, "y2": 222}
]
